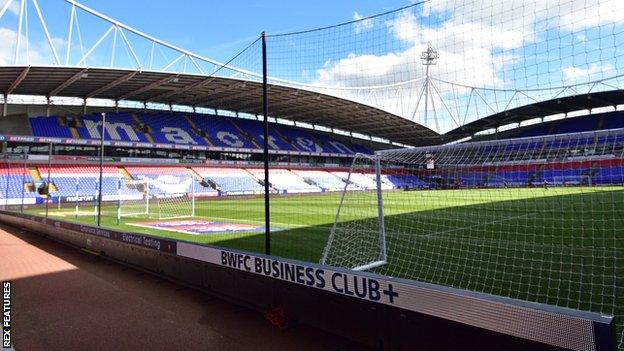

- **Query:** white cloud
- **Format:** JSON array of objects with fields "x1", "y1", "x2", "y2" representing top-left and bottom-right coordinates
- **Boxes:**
[
  {"x1": 0, "y1": 27, "x2": 64, "y2": 65},
  {"x1": 313, "y1": 8, "x2": 526, "y2": 132},
  {"x1": 562, "y1": 63, "x2": 614, "y2": 82},
  {"x1": 558, "y1": 0, "x2": 624, "y2": 31},
  {"x1": 319, "y1": 10, "x2": 523, "y2": 90},
  {"x1": 424, "y1": 0, "x2": 624, "y2": 32},
  {"x1": 352, "y1": 11, "x2": 373, "y2": 34}
]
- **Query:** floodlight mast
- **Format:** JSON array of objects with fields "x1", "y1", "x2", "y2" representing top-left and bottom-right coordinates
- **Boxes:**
[{"x1": 421, "y1": 44, "x2": 439, "y2": 132}]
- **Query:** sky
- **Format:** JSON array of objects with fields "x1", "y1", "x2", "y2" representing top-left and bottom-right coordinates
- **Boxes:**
[
  {"x1": 0, "y1": 0, "x2": 623, "y2": 134},
  {"x1": 64, "y1": 0, "x2": 413, "y2": 61}
]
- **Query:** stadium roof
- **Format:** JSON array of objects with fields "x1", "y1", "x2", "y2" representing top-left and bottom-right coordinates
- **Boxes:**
[
  {"x1": 445, "y1": 90, "x2": 624, "y2": 139},
  {"x1": 0, "y1": 66, "x2": 440, "y2": 147}
]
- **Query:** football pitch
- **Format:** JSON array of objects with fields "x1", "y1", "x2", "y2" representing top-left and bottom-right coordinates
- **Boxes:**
[
  {"x1": 35, "y1": 186, "x2": 623, "y2": 261},
  {"x1": 28, "y1": 186, "x2": 624, "y2": 336}
]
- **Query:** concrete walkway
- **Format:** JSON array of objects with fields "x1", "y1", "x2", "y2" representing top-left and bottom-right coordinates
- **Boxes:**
[{"x1": 0, "y1": 223, "x2": 362, "y2": 351}]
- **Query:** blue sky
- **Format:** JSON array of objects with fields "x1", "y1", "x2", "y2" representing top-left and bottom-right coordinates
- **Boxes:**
[{"x1": 73, "y1": 0, "x2": 412, "y2": 61}]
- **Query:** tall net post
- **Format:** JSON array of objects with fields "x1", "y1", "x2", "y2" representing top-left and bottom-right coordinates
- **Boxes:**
[
  {"x1": 74, "y1": 176, "x2": 79, "y2": 219},
  {"x1": 191, "y1": 175, "x2": 195, "y2": 217},
  {"x1": 117, "y1": 177, "x2": 122, "y2": 224},
  {"x1": 20, "y1": 148, "x2": 26, "y2": 213}
]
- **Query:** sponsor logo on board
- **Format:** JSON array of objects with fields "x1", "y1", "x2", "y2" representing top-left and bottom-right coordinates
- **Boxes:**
[{"x1": 129, "y1": 220, "x2": 265, "y2": 235}]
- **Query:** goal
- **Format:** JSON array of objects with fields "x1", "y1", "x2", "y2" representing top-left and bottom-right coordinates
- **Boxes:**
[
  {"x1": 321, "y1": 153, "x2": 387, "y2": 271},
  {"x1": 152, "y1": 174, "x2": 196, "y2": 220},
  {"x1": 322, "y1": 129, "x2": 623, "y2": 339},
  {"x1": 117, "y1": 178, "x2": 150, "y2": 221}
]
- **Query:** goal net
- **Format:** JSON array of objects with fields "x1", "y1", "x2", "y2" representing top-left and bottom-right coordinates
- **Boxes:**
[
  {"x1": 151, "y1": 174, "x2": 196, "y2": 220},
  {"x1": 117, "y1": 179, "x2": 149, "y2": 220},
  {"x1": 323, "y1": 128, "x2": 623, "y2": 341}
]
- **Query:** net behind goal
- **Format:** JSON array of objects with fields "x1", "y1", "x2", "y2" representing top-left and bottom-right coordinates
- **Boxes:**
[{"x1": 323, "y1": 129, "x2": 623, "y2": 343}]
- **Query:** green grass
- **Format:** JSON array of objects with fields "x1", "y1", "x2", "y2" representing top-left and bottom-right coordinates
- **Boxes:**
[{"x1": 23, "y1": 186, "x2": 624, "y2": 344}]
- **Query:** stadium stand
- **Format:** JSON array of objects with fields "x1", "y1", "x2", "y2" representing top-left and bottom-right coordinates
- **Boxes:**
[
  {"x1": 75, "y1": 113, "x2": 149, "y2": 142},
  {"x1": 2, "y1": 110, "x2": 621, "y2": 205},
  {"x1": 230, "y1": 118, "x2": 296, "y2": 151},
  {"x1": 329, "y1": 171, "x2": 379, "y2": 190},
  {"x1": 290, "y1": 170, "x2": 346, "y2": 191},
  {"x1": 192, "y1": 167, "x2": 265, "y2": 195},
  {"x1": 246, "y1": 169, "x2": 321, "y2": 193},
  {"x1": 501, "y1": 111, "x2": 623, "y2": 139},
  {"x1": 30, "y1": 116, "x2": 73, "y2": 138},
  {"x1": 24, "y1": 112, "x2": 372, "y2": 155},
  {"x1": 191, "y1": 114, "x2": 256, "y2": 149},
  {"x1": 279, "y1": 126, "x2": 327, "y2": 153},
  {"x1": 382, "y1": 174, "x2": 428, "y2": 189},
  {"x1": 0, "y1": 163, "x2": 37, "y2": 203},
  {"x1": 124, "y1": 166, "x2": 213, "y2": 195},
  {"x1": 137, "y1": 113, "x2": 206, "y2": 146},
  {"x1": 44, "y1": 165, "x2": 141, "y2": 198}
]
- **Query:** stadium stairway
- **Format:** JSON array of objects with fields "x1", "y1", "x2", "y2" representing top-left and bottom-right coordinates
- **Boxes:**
[
  {"x1": 131, "y1": 113, "x2": 155, "y2": 143},
  {"x1": 188, "y1": 167, "x2": 203, "y2": 182},
  {"x1": 230, "y1": 120, "x2": 261, "y2": 149},
  {"x1": 243, "y1": 168, "x2": 277, "y2": 192},
  {"x1": 290, "y1": 169, "x2": 320, "y2": 188},
  {"x1": 28, "y1": 167, "x2": 42, "y2": 183},
  {"x1": 26, "y1": 168, "x2": 41, "y2": 196},
  {"x1": 60, "y1": 116, "x2": 82, "y2": 139},
  {"x1": 119, "y1": 167, "x2": 134, "y2": 181},
  {"x1": 271, "y1": 126, "x2": 299, "y2": 151},
  {"x1": 188, "y1": 167, "x2": 220, "y2": 191},
  {"x1": 185, "y1": 115, "x2": 214, "y2": 147},
  {"x1": 29, "y1": 167, "x2": 58, "y2": 194}
]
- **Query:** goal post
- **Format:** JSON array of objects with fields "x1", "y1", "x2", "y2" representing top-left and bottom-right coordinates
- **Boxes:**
[
  {"x1": 116, "y1": 178, "x2": 150, "y2": 222},
  {"x1": 73, "y1": 176, "x2": 98, "y2": 221},
  {"x1": 322, "y1": 153, "x2": 387, "y2": 271},
  {"x1": 153, "y1": 174, "x2": 196, "y2": 220}
]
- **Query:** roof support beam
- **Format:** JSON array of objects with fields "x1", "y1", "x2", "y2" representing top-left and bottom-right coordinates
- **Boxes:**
[
  {"x1": 118, "y1": 74, "x2": 178, "y2": 100},
  {"x1": 85, "y1": 71, "x2": 137, "y2": 99},
  {"x1": 5, "y1": 66, "x2": 30, "y2": 95},
  {"x1": 48, "y1": 68, "x2": 88, "y2": 97}
]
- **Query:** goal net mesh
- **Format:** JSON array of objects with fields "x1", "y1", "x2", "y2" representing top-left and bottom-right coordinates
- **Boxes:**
[
  {"x1": 324, "y1": 128, "x2": 623, "y2": 344},
  {"x1": 118, "y1": 179, "x2": 149, "y2": 218},
  {"x1": 151, "y1": 174, "x2": 196, "y2": 220}
]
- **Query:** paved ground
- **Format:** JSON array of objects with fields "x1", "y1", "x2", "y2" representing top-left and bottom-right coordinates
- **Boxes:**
[{"x1": 0, "y1": 223, "x2": 365, "y2": 351}]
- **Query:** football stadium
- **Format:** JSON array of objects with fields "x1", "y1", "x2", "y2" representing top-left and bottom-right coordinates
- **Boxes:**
[{"x1": 0, "y1": 0, "x2": 622, "y2": 350}]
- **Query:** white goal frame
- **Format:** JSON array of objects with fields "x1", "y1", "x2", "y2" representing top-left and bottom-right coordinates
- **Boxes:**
[
  {"x1": 154, "y1": 177, "x2": 196, "y2": 220},
  {"x1": 117, "y1": 178, "x2": 150, "y2": 222},
  {"x1": 321, "y1": 153, "x2": 387, "y2": 271}
]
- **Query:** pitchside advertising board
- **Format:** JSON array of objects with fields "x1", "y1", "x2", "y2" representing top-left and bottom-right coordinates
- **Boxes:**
[{"x1": 1, "y1": 212, "x2": 616, "y2": 351}]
